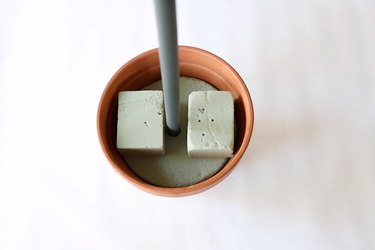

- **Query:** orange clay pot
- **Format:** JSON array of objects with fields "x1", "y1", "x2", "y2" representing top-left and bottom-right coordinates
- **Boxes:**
[{"x1": 97, "y1": 46, "x2": 254, "y2": 197}]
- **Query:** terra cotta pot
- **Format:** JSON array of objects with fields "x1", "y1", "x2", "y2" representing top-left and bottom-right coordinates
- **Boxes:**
[{"x1": 97, "y1": 46, "x2": 254, "y2": 196}]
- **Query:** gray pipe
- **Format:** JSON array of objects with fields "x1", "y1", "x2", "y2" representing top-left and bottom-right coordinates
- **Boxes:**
[{"x1": 154, "y1": 0, "x2": 180, "y2": 136}]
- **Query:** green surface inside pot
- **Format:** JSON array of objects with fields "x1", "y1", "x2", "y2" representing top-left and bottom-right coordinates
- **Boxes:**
[{"x1": 123, "y1": 77, "x2": 228, "y2": 187}]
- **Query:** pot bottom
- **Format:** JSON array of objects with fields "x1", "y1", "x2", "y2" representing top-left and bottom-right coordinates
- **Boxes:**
[{"x1": 124, "y1": 77, "x2": 229, "y2": 187}]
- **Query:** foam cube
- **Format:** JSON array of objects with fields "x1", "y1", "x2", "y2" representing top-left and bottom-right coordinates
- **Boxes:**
[
  {"x1": 117, "y1": 91, "x2": 165, "y2": 156},
  {"x1": 187, "y1": 91, "x2": 234, "y2": 158}
]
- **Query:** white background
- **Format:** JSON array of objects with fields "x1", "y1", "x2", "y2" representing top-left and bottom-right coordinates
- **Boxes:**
[{"x1": 1, "y1": 0, "x2": 375, "y2": 249}]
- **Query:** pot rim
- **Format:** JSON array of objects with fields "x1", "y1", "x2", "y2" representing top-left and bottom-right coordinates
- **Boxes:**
[{"x1": 97, "y1": 45, "x2": 254, "y2": 196}]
